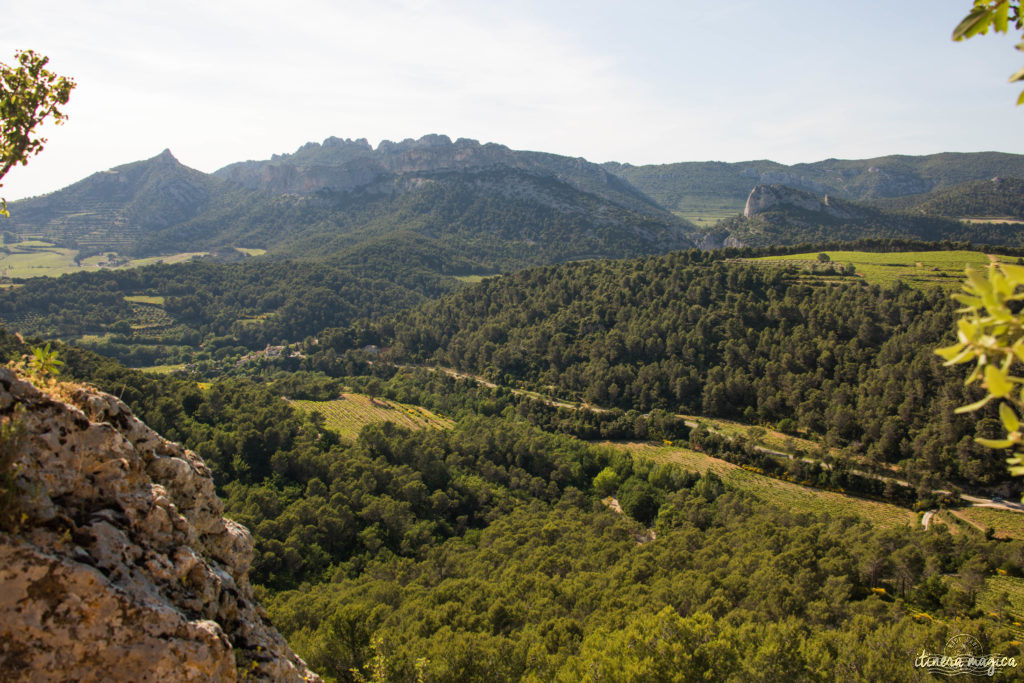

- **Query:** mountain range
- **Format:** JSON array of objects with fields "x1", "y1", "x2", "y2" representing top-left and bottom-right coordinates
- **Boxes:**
[{"x1": 5, "y1": 136, "x2": 1024, "y2": 271}]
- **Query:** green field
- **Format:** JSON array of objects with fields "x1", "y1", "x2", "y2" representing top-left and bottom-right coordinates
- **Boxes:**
[
  {"x1": 748, "y1": 250, "x2": 997, "y2": 288},
  {"x1": 454, "y1": 274, "x2": 494, "y2": 283},
  {"x1": 0, "y1": 241, "x2": 82, "y2": 277},
  {"x1": 682, "y1": 413, "x2": 828, "y2": 453},
  {"x1": 288, "y1": 393, "x2": 454, "y2": 442},
  {"x1": 675, "y1": 203, "x2": 742, "y2": 227},
  {"x1": 136, "y1": 363, "x2": 188, "y2": 374},
  {"x1": 123, "y1": 295, "x2": 166, "y2": 305},
  {"x1": 0, "y1": 241, "x2": 211, "y2": 279},
  {"x1": 619, "y1": 442, "x2": 918, "y2": 529}
]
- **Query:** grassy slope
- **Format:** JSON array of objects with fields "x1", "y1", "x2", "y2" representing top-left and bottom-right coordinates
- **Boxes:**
[
  {"x1": 0, "y1": 241, "x2": 264, "y2": 279},
  {"x1": 614, "y1": 442, "x2": 918, "y2": 530}
]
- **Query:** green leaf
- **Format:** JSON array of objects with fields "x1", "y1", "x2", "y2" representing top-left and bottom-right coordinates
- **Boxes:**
[
  {"x1": 935, "y1": 342, "x2": 968, "y2": 361},
  {"x1": 1001, "y1": 262, "x2": 1024, "y2": 285},
  {"x1": 956, "y1": 396, "x2": 992, "y2": 413},
  {"x1": 953, "y1": 5, "x2": 996, "y2": 40},
  {"x1": 1001, "y1": 402, "x2": 1021, "y2": 432},
  {"x1": 976, "y1": 437, "x2": 1015, "y2": 449},
  {"x1": 1010, "y1": 65, "x2": 1024, "y2": 82},
  {"x1": 996, "y1": 0, "x2": 1010, "y2": 33},
  {"x1": 986, "y1": 364, "x2": 1014, "y2": 397},
  {"x1": 966, "y1": 267, "x2": 993, "y2": 299},
  {"x1": 952, "y1": 293, "x2": 985, "y2": 308}
]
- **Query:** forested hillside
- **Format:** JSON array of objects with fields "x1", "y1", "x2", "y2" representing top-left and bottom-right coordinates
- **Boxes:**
[
  {"x1": 873, "y1": 176, "x2": 1024, "y2": 219},
  {"x1": 0, "y1": 258, "x2": 441, "y2": 367},
  {"x1": 715, "y1": 184, "x2": 1024, "y2": 247},
  {"x1": 315, "y1": 248, "x2": 1008, "y2": 490},
  {"x1": 5, "y1": 330, "x2": 1021, "y2": 681},
  {"x1": 139, "y1": 167, "x2": 694, "y2": 265},
  {"x1": 606, "y1": 151, "x2": 1024, "y2": 218}
]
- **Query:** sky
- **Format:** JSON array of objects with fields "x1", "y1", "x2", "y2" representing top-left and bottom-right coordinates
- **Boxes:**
[{"x1": 2, "y1": 0, "x2": 1023, "y2": 200}]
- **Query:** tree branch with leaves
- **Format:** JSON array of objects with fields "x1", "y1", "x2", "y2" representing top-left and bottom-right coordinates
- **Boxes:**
[
  {"x1": 953, "y1": 0, "x2": 1024, "y2": 104},
  {"x1": 0, "y1": 50, "x2": 75, "y2": 216},
  {"x1": 936, "y1": 260, "x2": 1024, "y2": 475}
]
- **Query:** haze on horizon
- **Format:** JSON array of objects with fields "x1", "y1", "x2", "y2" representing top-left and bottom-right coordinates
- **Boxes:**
[{"x1": 2, "y1": 0, "x2": 1022, "y2": 201}]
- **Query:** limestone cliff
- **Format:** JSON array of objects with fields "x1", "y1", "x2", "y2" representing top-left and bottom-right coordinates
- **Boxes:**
[
  {"x1": 743, "y1": 184, "x2": 861, "y2": 220},
  {"x1": 0, "y1": 367, "x2": 320, "y2": 682}
]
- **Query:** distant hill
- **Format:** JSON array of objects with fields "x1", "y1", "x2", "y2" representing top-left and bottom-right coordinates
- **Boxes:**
[
  {"x1": 2, "y1": 150, "x2": 243, "y2": 256},
  {"x1": 5, "y1": 136, "x2": 692, "y2": 271},
  {"x1": 871, "y1": 176, "x2": 1024, "y2": 220},
  {"x1": 712, "y1": 183, "x2": 1024, "y2": 247},
  {"x1": 143, "y1": 166, "x2": 694, "y2": 272},
  {"x1": 605, "y1": 152, "x2": 1024, "y2": 219},
  {"x1": 6, "y1": 139, "x2": 1024, "y2": 265}
]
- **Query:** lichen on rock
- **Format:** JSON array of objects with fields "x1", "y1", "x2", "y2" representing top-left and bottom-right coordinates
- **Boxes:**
[{"x1": 0, "y1": 367, "x2": 321, "y2": 681}]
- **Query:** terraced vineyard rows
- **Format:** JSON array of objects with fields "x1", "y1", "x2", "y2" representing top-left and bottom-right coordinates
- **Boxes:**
[
  {"x1": 956, "y1": 507, "x2": 1024, "y2": 541},
  {"x1": 977, "y1": 575, "x2": 1024, "y2": 631},
  {"x1": 288, "y1": 393, "x2": 454, "y2": 442}
]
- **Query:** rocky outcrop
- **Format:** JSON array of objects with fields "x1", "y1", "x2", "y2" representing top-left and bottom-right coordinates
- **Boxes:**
[
  {"x1": 744, "y1": 184, "x2": 856, "y2": 219},
  {"x1": 214, "y1": 134, "x2": 663, "y2": 215},
  {"x1": 0, "y1": 368, "x2": 320, "y2": 682}
]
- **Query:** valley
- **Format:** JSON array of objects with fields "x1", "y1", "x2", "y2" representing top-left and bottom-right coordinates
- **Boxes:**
[{"x1": 4, "y1": 138, "x2": 1024, "y2": 681}]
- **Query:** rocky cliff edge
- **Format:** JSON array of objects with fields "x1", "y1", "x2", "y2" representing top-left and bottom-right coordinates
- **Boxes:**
[{"x1": 0, "y1": 367, "x2": 321, "y2": 682}]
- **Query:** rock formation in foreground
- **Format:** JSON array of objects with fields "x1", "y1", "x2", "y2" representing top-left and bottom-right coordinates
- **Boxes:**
[{"x1": 0, "y1": 367, "x2": 321, "y2": 682}]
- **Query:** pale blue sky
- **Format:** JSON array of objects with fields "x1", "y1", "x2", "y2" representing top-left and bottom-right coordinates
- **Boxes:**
[{"x1": 2, "y1": 0, "x2": 1022, "y2": 200}]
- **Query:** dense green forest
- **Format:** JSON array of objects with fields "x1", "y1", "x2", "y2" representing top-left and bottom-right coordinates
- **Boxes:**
[
  {"x1": 873, "y1": 176, "x2": 1024, "y2": 219},
  {"x1": 306, "y1": 248, "x2": 1014, "y2": 492},
  {"x1": 0, "y1": 258, "x2": 448, "y2": 366},
  {"x1": 5, "y1": 224, "x2": 1024, "y2": 679},
  {"x1": 5, "y1": 331, "x2": 1021, "y2": 681},
  {"x1": 3, "y1": 240, "x2": 1018, "y2": 493}
]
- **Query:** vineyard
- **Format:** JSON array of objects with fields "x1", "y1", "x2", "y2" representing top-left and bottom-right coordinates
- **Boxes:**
[
  {"x1": 288, "y1": 393, "x2": 454, "y2": 442},
  {"x1": 749, "y1": 249, "x2": 992, "y2": 289},
  {"x1": 621, "y1": 442, "x2": 918, "y2": 530},
  {"x1": 956, "y1": 506, "x2": 1024, "y2": 541}
]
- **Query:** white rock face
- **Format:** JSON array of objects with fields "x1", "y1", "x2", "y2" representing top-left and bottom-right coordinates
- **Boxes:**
[
  {"x1": 744, "y1": 184, "x2": 823, "y2": 217},
  {"x1": 743, "y1": 184, "x2": 858, "y2": 220},
  {"x1": 0, "y1": 368, "x2": 321, "y2": 682}
]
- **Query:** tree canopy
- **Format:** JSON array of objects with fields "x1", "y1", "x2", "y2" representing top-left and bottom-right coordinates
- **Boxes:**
[
  {"x1": 954, "y1": 0, "x2": 1024, "y2": 104},
  {"x1": 0, "y1": 50, "x2": 75, "y2": 215}
]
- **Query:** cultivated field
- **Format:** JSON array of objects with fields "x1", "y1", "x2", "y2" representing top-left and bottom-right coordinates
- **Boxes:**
[
  {"x1": 0, "y1": 241, "x2": 261, "y2": 279},
  {"x1": 620, "y1": 442, "x2": 918, "y2": 529},
  {"x1": 977, "y1": 575, "x2": 1024, "y2": 627},
  {"x1": 956, "y1": 506, "x2": 1024, "y2": 541},
  {"x1": 748, "y1": 249, "x2": 997, "y2": 289},
  {"x1": 674, "y1": 203, "x2": 741, "y2": 227},
  {"x1": 288, "y1": 393, "x2": 454, "y2": 442}
]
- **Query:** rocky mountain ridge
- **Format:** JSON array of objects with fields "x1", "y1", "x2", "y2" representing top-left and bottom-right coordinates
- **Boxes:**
[
  {"x1": 214, "y1": 134, "x2": 662, "y2": 215},
  {"x1": 0, "y1": 367, "x2": 320, "y2": 681},
  {"x1": 5, "y1": 138, "x2": 1024, "y2": 263}
]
